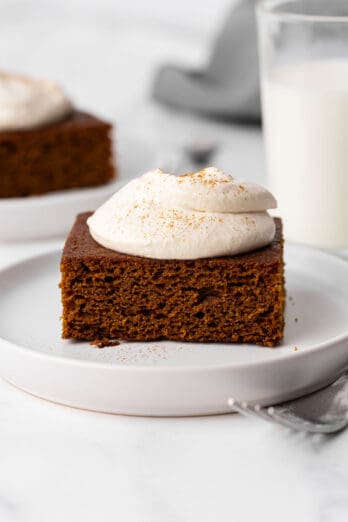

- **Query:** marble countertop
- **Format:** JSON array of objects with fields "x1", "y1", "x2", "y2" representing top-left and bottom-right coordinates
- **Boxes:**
[
  {"x1": 1, "y1": 2, "x2": 348, "y2": 521},
  {"x1": 2, "y1": 371, "x2": 348, "y2": 522}
]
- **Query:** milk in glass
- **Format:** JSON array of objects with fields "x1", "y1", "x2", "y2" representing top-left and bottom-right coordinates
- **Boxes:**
[{"x1": 262, "y1": 60, "x2": 348, "y2": 249}]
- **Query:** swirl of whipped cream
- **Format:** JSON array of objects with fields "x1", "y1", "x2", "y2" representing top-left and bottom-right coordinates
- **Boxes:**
[
  {"x1": 87, "y1": 167, "x2": 277, "y2": 260},
  {"x1": 0, "y1": 72, "x2": 72, "y2": 131}
]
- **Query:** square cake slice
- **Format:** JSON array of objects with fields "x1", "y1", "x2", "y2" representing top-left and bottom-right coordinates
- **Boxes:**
[
  {"x1": 60, "y1": 213, "x2": 285, "y2": 347},
  {"x1": 0, "y1": 110, "x2": 115, "y2": 198}
]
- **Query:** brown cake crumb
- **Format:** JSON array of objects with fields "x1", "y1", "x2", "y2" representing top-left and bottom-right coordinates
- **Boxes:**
[
  {"x1": 60, "y1": 214, "x2": 285, "y2": 347},
  {"x1": 90, "y1": 339, "x2": 120, "y2": 349}
]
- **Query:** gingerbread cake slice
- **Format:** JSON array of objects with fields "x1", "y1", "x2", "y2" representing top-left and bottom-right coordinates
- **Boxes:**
[
  {"x1": 0, "y1": 110, "x2": 115, "y2": 198},
  {"x1": 60, "y1": 213, "x2": 285, "y2": 347}
]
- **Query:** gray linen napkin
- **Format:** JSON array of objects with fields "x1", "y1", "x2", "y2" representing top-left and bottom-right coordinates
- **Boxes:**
[{"x1": 152, "y1": 0, "x2": 260, "y2": 122}]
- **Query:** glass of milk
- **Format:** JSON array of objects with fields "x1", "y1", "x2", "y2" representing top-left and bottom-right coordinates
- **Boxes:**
[{"x1": 257, "y1": 0, "x2": 348, "y2": 251}]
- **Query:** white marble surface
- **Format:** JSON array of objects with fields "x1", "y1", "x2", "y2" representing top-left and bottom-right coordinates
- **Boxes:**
[{"x1": 1, "y1": 1, "x2": 348, "y2": 521}]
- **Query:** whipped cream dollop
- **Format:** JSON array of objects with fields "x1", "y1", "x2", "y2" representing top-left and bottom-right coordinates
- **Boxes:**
[
  {"x1": 87, "y1": 167, "x2": 277, "y2": 260},
  {"x1": 0, "y1": 72, "x2": 72, "y2": 131}
]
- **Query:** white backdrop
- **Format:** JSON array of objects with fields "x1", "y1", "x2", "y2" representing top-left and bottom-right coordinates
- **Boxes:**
[{"x1": 0, "y1": 0, "x2": 235, "y2": 118}]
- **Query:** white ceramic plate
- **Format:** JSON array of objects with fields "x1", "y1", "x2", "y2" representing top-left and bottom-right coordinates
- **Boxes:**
[
  {"x1": 0, "y1": 136, "x2": 154, "y2": 241},
  {"x1": 0, "y1": 244, "x2": 347, "y2": 416}
]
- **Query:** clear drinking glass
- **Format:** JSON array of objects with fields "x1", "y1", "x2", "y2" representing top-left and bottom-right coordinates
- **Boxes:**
[{"x1": 257, "y1": 0, "x2": 348, "y2": 251}]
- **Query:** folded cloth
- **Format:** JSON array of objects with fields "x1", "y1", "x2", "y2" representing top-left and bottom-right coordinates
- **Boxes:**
[{"x1": 152, "y1": 0, "x2": 260, "y2": 122}]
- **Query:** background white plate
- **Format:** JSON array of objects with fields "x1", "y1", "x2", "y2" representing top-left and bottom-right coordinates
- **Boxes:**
[
  {"x1": 0, "y1": 244, "x2": 347, "y2": 416},
  {"x1": 0, "y1": 135, "x2": 154, "y2": 241}
]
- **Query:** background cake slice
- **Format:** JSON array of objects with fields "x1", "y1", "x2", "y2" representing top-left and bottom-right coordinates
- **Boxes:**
[
  {"x1": 0, "y1": 110, "x2": 115, "y2": 198},
  {"x1": 0, "y1": 72, "x2": 115, "y2": 198}
]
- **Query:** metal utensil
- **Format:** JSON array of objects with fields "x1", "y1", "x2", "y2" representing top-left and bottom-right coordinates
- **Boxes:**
[
  {"x1": 169, "y1": 140, "x2": 218, "y2": 174},
  {"x1": 157, "y1": 140, "x2": 218, "y2": 174},
  {"x1": 184, "y1": 140, "x2": 218, "y2": 168},
  {"x1": 228, "y1": 373, "x2": 348, "y2": 433}
]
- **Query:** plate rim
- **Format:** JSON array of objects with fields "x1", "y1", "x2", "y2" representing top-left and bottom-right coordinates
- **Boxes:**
[
  {"x1": 0, "y1": 243, "x2": 347, "y2": 373},
  {"x1": 0, "y1": 179, "x2": 122, "y2": 208}
]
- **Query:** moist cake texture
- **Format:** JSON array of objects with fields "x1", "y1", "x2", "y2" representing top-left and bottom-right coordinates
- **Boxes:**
[
  {"x1": 60, "y1": 213, "x2": 285, "y2": 347},
  {"x1": 0, "y1": 110, "x2": 115, "y2": 198}
]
